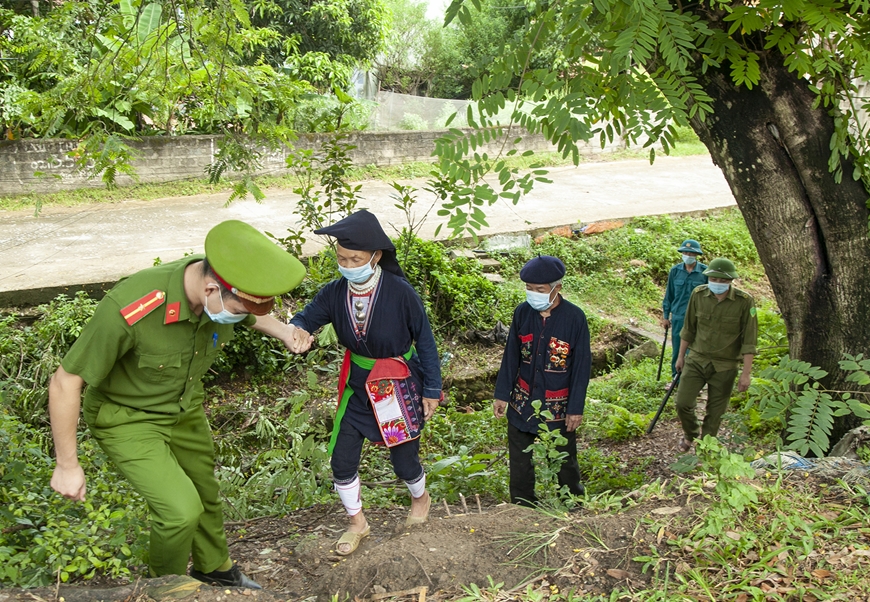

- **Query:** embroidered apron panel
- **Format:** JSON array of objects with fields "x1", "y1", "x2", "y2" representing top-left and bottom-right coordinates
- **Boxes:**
[
  {"x1": 365, "y1": 357, "x2": 421, "y2": 447},
  {"x1": 329, "y1": 349, "x2": 417, "y2": 454}
]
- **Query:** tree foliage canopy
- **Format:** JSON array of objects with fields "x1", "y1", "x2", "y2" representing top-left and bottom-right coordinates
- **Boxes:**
[
  {"x1": 0, "y1": 0, "x2": 390, "y2": 143},
  {"x1": 432, "y1": 0, "x2": 870, "y2": 236},
  {"x1": 248, "y1": 0, "x2": 390, "y2": 89}
]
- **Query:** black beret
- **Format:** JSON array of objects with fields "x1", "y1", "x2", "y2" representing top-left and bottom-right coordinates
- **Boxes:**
[{"x1": 520, "y1": 255, "x2": 566, "y2": 284}]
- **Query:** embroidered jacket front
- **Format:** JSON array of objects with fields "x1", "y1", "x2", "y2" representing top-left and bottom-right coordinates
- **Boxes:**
[{"x1": 494, "y1": 297, "x2": 592, "y2": 433}]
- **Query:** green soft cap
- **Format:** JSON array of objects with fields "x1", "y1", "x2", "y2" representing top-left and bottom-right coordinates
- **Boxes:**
[{"x1": 205, "y1": 220, "x2": 305, "y2": 297}]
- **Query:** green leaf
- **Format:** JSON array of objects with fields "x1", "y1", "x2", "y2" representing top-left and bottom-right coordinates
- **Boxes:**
[{"x1": 138, "y1": 3, "x2": 163, "y2": 44}]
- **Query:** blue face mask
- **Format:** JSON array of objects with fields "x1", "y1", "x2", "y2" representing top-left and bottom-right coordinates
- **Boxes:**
[
  {"x1": 526, "y1": 289, "x2": 555, "y2": 311},
  {"x1": 682, "y1": 254, "x2": 697, "y2": 265},
  {"x1": 204, "y1": 287, "x2": 248, "y2": 324},
  {"x1": 708, "y1": 282, "x2": 730, "y2": 295},
  {"x1": 339, "y1": 256, "x2": 376, "y2": 284}
]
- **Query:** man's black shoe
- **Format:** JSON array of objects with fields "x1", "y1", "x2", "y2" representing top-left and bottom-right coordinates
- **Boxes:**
[{"x1": 189, "y1": 564, "x2": 262, "y2": 589}]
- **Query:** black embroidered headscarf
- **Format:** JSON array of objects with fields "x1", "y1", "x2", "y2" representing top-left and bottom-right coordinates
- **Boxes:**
[{"x1": 314, "y1": 210, "x2": 406, "y2": 279}]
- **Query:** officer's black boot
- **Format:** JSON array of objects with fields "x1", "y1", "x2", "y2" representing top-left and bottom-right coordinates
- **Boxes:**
[{"x1": 190, "y1": 564, "x2": 262, "y2": 589}]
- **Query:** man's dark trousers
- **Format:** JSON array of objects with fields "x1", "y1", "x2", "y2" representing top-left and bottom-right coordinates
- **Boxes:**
[{"x1": 507, "y1": 422, "x2": 584, "y2": 506}]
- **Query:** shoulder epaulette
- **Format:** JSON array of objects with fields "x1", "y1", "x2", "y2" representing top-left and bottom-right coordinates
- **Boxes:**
[{"x1": 120, "y1": 290, "x2": 166, "y2": 326}]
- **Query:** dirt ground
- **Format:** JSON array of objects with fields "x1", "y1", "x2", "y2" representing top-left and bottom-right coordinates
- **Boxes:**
[
  {"x1": 4, "y1": 494, "x2": 690, "y2": 602},
  {"x1": 3, "y1": 418, "x2": 696, "y2": 602},
  {"x1": 226, "y1": 419, "x2": 690, "y2": 601}
]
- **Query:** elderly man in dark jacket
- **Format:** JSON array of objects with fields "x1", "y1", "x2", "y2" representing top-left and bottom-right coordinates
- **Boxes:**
[{"x1": 492, "y1": 256, "x2": 591, "y2": 506}]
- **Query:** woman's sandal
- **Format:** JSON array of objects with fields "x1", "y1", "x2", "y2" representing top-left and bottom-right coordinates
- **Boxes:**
[
  {"x1": 335, "y1": 525, "x2": 370, "y2": 556},
  {"x1": 405, "y1": 493, "x2": 431, "y2": 527}
]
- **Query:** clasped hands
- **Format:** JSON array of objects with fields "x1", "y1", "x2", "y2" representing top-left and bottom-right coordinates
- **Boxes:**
[{"x1": 283, "y1": 324, "x2": 315, "y2": 353}]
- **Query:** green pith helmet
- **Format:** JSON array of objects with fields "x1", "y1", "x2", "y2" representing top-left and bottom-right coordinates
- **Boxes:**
[
  {"x1": 678, "y1": 239, "x2": 702, "y2": 254},
  {"x1": 703, "y1": 257, "x2": 738, "y2": 279}
]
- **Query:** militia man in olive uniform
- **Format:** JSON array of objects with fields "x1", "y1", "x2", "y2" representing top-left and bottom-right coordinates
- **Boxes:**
[
  {"x1": 49, "y1": 220, "x2": 306, "y2": 588},
  {"x1": 674, "y1": 257, "x2": 757, "y2": 452}
]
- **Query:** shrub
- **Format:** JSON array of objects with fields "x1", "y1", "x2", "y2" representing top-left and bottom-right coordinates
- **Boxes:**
[
  {"x1": 398, "y1": 113, "x2": 428, "y2": 130},
  {"x1": 576, "y1": 447, "x2": 648, "y2": 493},
  {"x1": 290, "y1": 95, "x2": 375, "y2": 132},
  {"x1": 0, "y1": 411, "x2": 149, "y2": 586},
  {"x1": 212, "y1": 390, "x2": 334, "y2": 519},
  {"x1": 0, "y1": 292, "x2": 98, "y2": 427},
  {"x1": 397, "y1": 235, "x2": 522, "y2": 335}
]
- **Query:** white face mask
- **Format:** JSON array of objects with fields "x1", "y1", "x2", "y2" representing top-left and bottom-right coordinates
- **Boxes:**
[
  {"x1": 708, "y1": 282, "x2": 730, "y2": 295},
  {"x1": 526, "y1": 288, "x2": 555, "y2": 311},
  {"x1": 682, "y1": 254, "x2": 697, "y2": 265},
  {"x1": 338, "y1": 256, "x2": 376, "y2": 284},
  {"x1": 204, "y1": 286, "x2": 247, "y2": 324}
]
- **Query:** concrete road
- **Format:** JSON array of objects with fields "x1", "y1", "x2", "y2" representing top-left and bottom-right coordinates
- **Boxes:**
[{"x1": 0, "y1": 155, "x2": 734, "y2": 300}]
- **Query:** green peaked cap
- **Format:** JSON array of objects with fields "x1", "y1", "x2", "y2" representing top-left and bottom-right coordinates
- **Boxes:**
[{"x1": 205, "y1": 220, "x2": 305, "y2": 297}]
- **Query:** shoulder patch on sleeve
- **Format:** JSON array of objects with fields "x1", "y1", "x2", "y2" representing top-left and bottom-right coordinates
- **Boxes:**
[
  {"x1": 749, "y1": 307, "x2": 757, "y2": 317},
  {"x1": 120, "y1": 290, "x2": 166, "y2": 326}
]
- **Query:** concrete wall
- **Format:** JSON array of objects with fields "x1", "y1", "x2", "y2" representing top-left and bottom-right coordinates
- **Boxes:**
[{"x1": 0, "y1": 129, "x2": 622, "y2": 195}]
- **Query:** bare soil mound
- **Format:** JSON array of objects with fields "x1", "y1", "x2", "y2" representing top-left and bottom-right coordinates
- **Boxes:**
[
  {"x1": 3, "y1": 494, "x2": 700, "y2": 602},
  {"x1": 1, "y1": 421, "x2": 697, "y2": 602}
]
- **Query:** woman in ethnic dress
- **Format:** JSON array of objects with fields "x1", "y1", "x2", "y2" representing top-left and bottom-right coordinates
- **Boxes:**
[{"x1": 287, "y1": 210, "x2": 442, "y2": 555}]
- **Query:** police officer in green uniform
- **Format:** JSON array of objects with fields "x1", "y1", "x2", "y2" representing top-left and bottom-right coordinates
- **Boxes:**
[
  {"x1": 49, "y1": 220, "x2": 306, "y2": 588},
  {"x1": 674, "y1": 258, "x2": 757, "y2": 452}
]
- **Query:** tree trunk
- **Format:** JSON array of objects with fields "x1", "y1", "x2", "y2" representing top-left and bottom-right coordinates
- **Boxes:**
[
  {"x1": 30, "y1": 0, "x2": 38, "y2": 18},
  {"x1": 687, "y1": 52, "x2": 870, "y2": 446}
]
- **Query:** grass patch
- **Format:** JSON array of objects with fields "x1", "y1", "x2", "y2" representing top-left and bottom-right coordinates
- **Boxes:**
[
  {"x1": 492, "y1": 207, "x2": 765, "y2": 332},
  {"x1": 458, "y1": 471, "x2": 870, "y2": 601}
]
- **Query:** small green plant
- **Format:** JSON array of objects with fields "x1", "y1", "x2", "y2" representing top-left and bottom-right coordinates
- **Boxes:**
[
  {"x1": 525, "y1": 400, "x2": 574, "y2": 509},
  {"x1": 457, "y1": 577, "x2": 505, "y2": 602},
  {"x1": 426, "y1": 445, "x2": 503, "y2": 503},
  {"x1": 389, "y1": 182, "x2": 437, "y2": 261},
  {"x1": 270, "y1": 130, "x2": 362, "y2": 257},
  {"x1": 748, "y1": 354, "x2": 870, "y2": 457},
  {"x1": 692, "y1": 436, "x2": 759, "y2": 538}
]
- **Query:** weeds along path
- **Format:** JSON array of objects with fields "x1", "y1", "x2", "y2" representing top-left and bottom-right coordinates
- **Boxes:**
[{"x1": 9, "y1": 467, "x2": 869, "y2": 602}]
